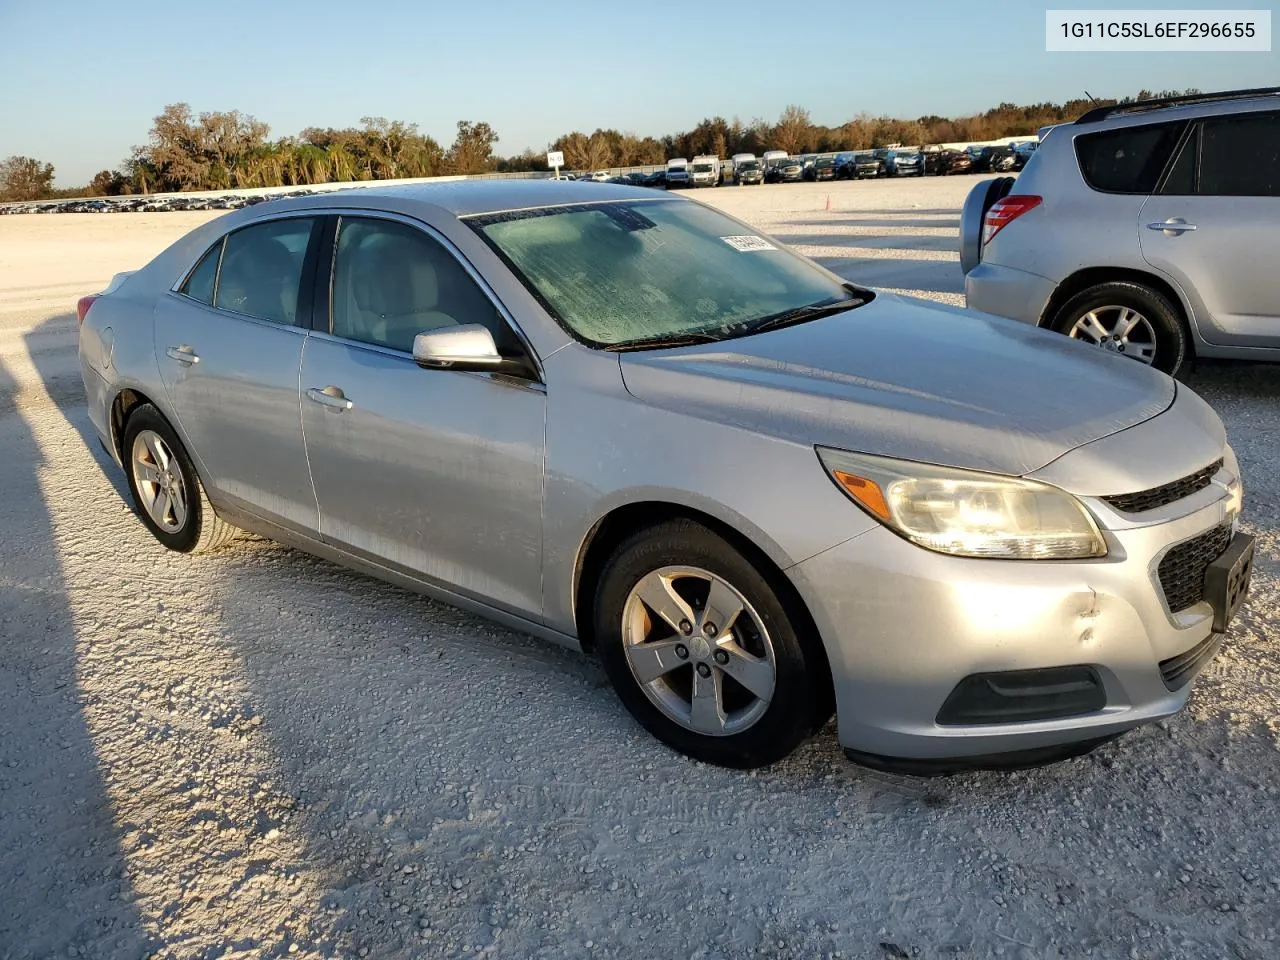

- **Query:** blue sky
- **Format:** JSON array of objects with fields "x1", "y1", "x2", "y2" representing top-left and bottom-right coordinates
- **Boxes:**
[{"x1": 2, "y1": 0, "x2": 1275, "y2": 185}]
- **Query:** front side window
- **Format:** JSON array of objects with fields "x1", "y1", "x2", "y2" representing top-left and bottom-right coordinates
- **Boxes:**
[
  {"x1": 470, "y1": 198, "x2": 864, "y2": 349},
  {"x1": 180, "y1": 239, "x2": 223, "y2": 305},
  {"x1": 1075, "y1": 121, "x2": 1186, "y2": 194},
  {"x1": 330, "y1": 217, "x2": 507, "y2": 354},
  {"x1": 1198, "y1": 112, "x2": 1280, "y2": 197},
  {"x1": 213, "y1": 218, "x2": 318, "y2": 324}
]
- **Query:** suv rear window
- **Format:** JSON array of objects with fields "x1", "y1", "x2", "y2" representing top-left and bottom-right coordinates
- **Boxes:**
[
  {"x1": 1199, "y1": 112, "x2": 1280, "y2": 197},
  {"x1": 1075, "y1": 121, "x2": 1186, "y2": 193}
]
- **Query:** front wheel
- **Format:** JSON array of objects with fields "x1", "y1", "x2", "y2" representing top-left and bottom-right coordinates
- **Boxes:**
[
  {"x1": 593, "y1": 520, "x2": 830, "y2": 768},
  {"x1": 123, "y1": 403, "x2": 241, "y2": 553},
  {"x1": 1049, "y1": 281, "x2": 1188, "y2": 377}
]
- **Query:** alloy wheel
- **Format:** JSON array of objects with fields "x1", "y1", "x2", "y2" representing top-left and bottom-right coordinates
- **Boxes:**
[
  {"x1": 131, "y1": 429, "x2": 188, "y2": 533},
  {"x1": 621, "y1": 566, "x2": 776, "y2": 737},
  {"x1": 1068, "y1": 306, "x2": 1158, "y2": 364}
]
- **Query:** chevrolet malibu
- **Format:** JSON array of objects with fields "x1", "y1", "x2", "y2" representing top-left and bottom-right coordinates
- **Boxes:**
[{"x1": 77, "y1": 181, "x2": 1253, "y2": 772}]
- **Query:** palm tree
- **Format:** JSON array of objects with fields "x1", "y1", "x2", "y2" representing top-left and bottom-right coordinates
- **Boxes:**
[{"x1": 325, "y1": 144, "x2": 358, "y2": 183}]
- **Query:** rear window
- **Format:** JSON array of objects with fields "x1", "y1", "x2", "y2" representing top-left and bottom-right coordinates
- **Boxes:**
[
  {"x1": 1199, "y1": 112, "x2": 1280, "y2": 197},
  {"x1": 1075, "y1": 121, "x2": 1186, "y2": 194}
]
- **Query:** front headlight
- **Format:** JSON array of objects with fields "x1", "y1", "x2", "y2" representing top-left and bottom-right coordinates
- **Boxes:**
[{"x1": 817, "y1": 448, "x2": 1107, "y2": 560}]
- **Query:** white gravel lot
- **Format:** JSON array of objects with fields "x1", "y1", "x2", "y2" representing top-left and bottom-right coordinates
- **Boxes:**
[{"x1": 1, "y1": 177, "x2": 1278, "y2": 960}]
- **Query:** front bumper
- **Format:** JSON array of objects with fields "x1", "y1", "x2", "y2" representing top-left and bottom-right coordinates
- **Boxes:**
[
  {"x1": 964, "y1": 260, "x2": 1057, "y2": 325},
  {"x1": 789, "y1": 483, "x2": 1240, "y2": 760}
]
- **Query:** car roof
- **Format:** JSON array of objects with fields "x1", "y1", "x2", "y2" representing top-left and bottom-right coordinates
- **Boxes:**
[
  {"x1": 1072, "y1": 91, "x2": 1280, "y2": 131},
  {"x1": 248, "y1": 179, "x2": 664, "y2": 219}
]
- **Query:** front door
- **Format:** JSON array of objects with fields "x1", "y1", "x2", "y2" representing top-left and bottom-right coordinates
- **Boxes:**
[
  {"x1": 1140, "y1": 110, "x2": 1280, "y2": 348},
  {"x1": 152, "y1": 215, "x2": 323, "y2": 532},
  {"x1": 299, "y1": 214, "x2": 546, "y2": 620}
]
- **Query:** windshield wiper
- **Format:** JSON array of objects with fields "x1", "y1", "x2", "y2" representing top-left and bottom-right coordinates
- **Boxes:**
[
  {"x1": 604, "y1": 330, "x2": 727, "y2": 352},
  {"x1": 744, "y1": 293, "x2": 867, "y2": 335}
]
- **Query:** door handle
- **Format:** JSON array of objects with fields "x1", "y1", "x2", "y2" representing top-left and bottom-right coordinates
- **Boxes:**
[
  {"x1": 1146, "y1": 220, "x2": 1198, "y2": 234},
  {"x1": 165, "y1": 345, "x2": 199, "y2": 364},
  {"x1": 306, "y1": 386, "x2": 353, "y2": 411}
]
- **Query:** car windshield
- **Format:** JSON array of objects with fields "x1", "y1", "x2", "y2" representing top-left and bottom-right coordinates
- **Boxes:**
[
  {"x1": 692, "y1": 163, "x2": 714, "y2": 172},
  {"x1": 739, "y1": 161, "x2": 761, "y2": 170},
  {"x1": 469, "y1": 199, "x2": 865, "y2": 349}
]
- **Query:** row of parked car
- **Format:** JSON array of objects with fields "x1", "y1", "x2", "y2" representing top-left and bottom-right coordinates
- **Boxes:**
[
  {"x1": 781, "y1": 142, "x2": 1038, "y2": 180},
  {"x1": 566, "y1": 142, "x2": 1039, "y2": 190},
  {"x1": 0, "y1": 190, "x2": 328, "y2": 215}
]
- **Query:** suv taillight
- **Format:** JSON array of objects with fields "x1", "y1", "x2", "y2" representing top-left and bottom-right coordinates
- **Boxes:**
[
  {"x1": 983, "y1": 195, "x2": 1042, "y2": 245},
  {"x1": 76, "y1": 295, "x2": 99, "y2": 327}
]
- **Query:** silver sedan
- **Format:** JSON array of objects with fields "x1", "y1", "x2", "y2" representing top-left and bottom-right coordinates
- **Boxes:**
[{"x1": 77, "y1": 181, "x2": 1253, "y2": 772}]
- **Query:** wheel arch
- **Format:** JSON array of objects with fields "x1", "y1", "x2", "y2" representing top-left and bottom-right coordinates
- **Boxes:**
[
  {"x1": 109, "y1": 386, "x2": 161, "y2": 463},
  {"x1": 1038, "y1": 267, "x2": 1196, "y2": 355}
]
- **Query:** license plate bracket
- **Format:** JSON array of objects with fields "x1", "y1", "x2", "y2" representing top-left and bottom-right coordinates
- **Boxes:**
[{"x1": 1204, "y1": 532, "x2": 1255, "y2": 633}]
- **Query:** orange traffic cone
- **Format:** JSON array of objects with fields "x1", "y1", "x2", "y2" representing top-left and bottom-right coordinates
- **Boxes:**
[{"x1": 825, "y1": 195, "x2": 831, "y2": 211}]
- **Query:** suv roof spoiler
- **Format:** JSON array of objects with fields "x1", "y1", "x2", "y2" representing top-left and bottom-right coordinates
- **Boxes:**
[{"x1": 1075, "y1": 86, "x2": 1280, "y2": 125}]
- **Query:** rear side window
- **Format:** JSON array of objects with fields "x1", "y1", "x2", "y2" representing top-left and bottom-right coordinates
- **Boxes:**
[
  {"x1": 1075, "y1": 121, "x2": 1185, "y2": 193},
  {"x1": 180, "y1": 240, "x2": 223, "y2": 305},
  {"x1": 213, "y1": 218, "x2": 318, "y2": 325},
  {"x1": 1199, "y1": 112, "x2": 1280, "y2": 197}
]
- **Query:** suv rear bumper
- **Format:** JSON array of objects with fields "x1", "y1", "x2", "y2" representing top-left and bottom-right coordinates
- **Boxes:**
[{"x1": 964, "y1": 261, "x2": 1057, "y2": 326}]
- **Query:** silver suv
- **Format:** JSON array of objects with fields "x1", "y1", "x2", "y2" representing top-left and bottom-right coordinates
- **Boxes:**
[{"x1": 962, "y1": 87, "x2": 1280, "y2": 377}]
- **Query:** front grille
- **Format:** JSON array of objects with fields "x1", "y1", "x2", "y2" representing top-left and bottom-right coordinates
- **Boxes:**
[
  {"x1": 1103, "y1": 458, "x2": 1223, "y2": 513},
  {"x1": 1159, "y1": 634, "x2": 1223, "y2": 690},
  {"x1": 1158, "y1": 522, "x2": 1233, "y2": 613}
]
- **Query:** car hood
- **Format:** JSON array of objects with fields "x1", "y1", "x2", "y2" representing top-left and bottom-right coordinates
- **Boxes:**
[{"x1": 617, "y1": 294, "x2": 1175, "y2": 476}]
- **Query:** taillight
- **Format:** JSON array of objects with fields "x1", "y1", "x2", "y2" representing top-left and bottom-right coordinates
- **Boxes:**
[
  {"x1": 76, "y1": 295, "x2": 99, "y2": 327},
  {"x1": 983, "y1": 195, "x2": 1042, "y2": 246}
]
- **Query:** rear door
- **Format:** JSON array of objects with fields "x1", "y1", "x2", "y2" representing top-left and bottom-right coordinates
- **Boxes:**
[
  {"x1": 153, "y1": 215, "x2": 322, "y2": 533},
  {"x1": 1140, "y1": 110, "x2": 1280, "y2": 347}
]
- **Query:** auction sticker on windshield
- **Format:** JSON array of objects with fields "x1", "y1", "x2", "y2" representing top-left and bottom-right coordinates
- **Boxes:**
[{"x1": 721, "y1": 236, "x2": 777, "y2": 252}]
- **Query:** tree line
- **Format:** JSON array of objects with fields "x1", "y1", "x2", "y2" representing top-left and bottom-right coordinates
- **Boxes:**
[{"x1": 1, "y1": 90, "x2": 1198, "y2": 201}]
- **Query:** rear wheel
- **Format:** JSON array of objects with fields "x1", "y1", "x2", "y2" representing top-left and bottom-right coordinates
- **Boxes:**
[
  {"x1": 593, "y1": 520, "x2": 830, "y2": 768},
  {"x1": 123, "y1": 404, "x2": 241, "y2": 553},
  {"x1": 1049, "y1": 281, "x2": 1188, "y2": 377}
]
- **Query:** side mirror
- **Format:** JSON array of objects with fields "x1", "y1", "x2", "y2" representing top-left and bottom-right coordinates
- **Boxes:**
[{"x1": 412, "y1": 324, "x2": 504, "y2": 371}]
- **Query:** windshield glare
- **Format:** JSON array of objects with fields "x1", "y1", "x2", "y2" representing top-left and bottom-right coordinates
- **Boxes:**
[{"x1": 470, "y1": 199, "x2": 858, "y2": 348}]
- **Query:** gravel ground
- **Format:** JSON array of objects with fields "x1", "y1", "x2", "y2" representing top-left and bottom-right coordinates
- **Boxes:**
[{"x1": 1, "y1": 177, "x2": 1278, "y2": 960}]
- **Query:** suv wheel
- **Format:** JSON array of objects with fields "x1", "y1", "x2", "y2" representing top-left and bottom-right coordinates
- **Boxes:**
[{"x1": 1049, "y1": 282, "x2": 1187, "y2": 377}]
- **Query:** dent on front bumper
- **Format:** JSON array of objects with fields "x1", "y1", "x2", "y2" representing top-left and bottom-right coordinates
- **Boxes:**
[{"x1": 789, "y1": 481, "x2": 1239, "y2": 761}]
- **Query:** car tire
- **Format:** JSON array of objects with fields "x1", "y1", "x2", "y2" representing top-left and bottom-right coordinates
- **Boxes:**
[
  {"x1": 1049, "y1": 282, "x2": 1188, "y2": 377},
  {"x1": 593, "y1": 519, "x2": 830, "y2": 769},
  {"x1": 123, "y1": 403, "x2": 240, "y2": 554}
]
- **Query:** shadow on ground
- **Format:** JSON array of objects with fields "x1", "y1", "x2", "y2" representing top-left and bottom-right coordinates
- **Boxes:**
[{"x1": 0, "y1": 322, "x2": 153, "y2": 958}]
